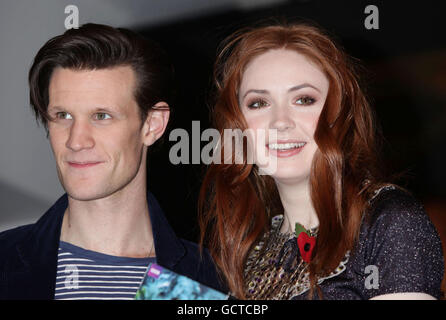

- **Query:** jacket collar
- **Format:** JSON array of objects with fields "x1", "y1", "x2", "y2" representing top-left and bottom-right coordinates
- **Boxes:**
[
  {"x1": 12, "y1": 195, "x2": 66, "y2": 299},
  {"x1": 146, "y1": 191, "x2": 186, "y2": 268},
  {"x1": 14, "y1": 190, "x2": 185, "y2": 298}
]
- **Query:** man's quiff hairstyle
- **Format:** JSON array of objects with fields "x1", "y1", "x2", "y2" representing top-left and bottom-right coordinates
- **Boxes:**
[{"x1": 28, "y1": 23, "x2": 174, "y2": 129}]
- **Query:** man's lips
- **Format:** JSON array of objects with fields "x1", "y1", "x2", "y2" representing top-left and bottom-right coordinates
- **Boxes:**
[{"x1": 67, "y1": 161, "x2": 103, "y2": 168}]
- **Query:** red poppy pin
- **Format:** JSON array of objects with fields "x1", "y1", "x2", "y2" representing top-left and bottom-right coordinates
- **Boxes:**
[{"x1": 295, "y1": 223, "x2": 316, "y2": 263}]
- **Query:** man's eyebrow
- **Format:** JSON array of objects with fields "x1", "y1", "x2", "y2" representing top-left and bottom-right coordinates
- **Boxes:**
[
  {"x1": 94, "y1": 106, "x2": 119, "y2": 113},
  {"x1": 47, "y1": 106, "x2": 119, "y2": 113},
  {"x1": 241, "y1": 83, "x2": 321, "y2": 100},
  {"x1": 47, "y1": 106, "x2": 63, "y2": 112}
]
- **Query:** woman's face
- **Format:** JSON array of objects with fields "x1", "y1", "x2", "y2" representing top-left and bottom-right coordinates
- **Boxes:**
[{"x1": 239, "y1": 49, "x2": 329, "y2": 184}]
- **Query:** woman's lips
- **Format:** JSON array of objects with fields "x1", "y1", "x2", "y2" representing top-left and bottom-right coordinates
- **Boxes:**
[
  {"x1": 266, "y1": 141, "x2": 306, "y2": 158},
  {"x1": 67, "y1": 161, "x2": 102, "y2": 168}
]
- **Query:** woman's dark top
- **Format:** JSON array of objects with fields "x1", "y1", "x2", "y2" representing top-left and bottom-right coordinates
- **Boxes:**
[{"x1": 244, "y1": 185, "x2": 444, "y2": 299}]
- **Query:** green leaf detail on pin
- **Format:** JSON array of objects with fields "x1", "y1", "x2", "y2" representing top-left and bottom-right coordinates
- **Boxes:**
[{"x1": 295, "y1": 222, "x2": 310, "y2": 237}]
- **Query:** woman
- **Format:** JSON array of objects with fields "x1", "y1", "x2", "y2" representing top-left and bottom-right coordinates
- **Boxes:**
[{"x1": 198, "y1": 23, "x2": 444, "y2": 300}]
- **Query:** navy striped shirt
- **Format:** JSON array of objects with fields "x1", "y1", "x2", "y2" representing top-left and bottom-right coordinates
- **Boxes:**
[{"x1": 55, "y1": 241, "x2": 155, "y2": 300}]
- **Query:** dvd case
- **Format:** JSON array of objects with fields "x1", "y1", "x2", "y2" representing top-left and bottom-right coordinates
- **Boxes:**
[{"x1": 135, "y1": 263, "x2": 229, "y2": 300}]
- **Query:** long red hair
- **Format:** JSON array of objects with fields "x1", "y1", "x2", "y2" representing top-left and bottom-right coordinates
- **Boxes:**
[{"x1": 199, "y1": 23, "x2": 390, "y2": 299}]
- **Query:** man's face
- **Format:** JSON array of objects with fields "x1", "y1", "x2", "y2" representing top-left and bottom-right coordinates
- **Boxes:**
[{"x1": 47, "y1": 66, "x2": 150, "y2": 201}]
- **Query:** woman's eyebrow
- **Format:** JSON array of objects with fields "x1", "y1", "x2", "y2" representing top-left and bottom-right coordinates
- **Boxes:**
[
  {"x1": 241, "y1": 83, "x2": 321, "y2": 100},
  {"x1": 241, "y1": 89, "x2": 268, "y2": 100},
  {"x1": 288, "y1": 83, "x2": 321, "y2": 93}
]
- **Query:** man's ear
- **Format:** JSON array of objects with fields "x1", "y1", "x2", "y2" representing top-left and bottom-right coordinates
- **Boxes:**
[{"x1": 142, "y1": 101, "x2": 170, "y2": 147}]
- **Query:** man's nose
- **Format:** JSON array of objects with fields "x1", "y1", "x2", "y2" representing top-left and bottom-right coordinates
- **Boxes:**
[{"x1": 66, "y1": 120, "x2": 95, "y2": 151}]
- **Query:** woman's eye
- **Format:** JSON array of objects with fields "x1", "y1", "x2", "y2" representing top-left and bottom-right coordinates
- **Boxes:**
[
  {"x1": 55, "y1": 112, "x2": 72, "y2": 120},
  {"x1": 296, "y1": 96, "x2": 316, "y2": 105},
  {"x1": 94, "y1": 113, "x2": 111, "y2": 120},
  {"x1": 247, "y1": 99, "x2": 269, "y2": 109}
]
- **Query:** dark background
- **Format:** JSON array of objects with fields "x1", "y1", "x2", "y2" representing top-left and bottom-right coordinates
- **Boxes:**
[{"x1": 137, "y1": 0, "x2": 445, "y2": 244}]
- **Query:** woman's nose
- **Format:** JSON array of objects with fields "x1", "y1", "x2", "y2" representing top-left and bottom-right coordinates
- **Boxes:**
[{"x1": 270, "y1": 106, "x2": 295, "y2": 132}]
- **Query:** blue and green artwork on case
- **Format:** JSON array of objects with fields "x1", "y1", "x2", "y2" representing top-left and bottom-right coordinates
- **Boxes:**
[{"x1": 135, "y1": 263, "x2": 228, "y2": 300}]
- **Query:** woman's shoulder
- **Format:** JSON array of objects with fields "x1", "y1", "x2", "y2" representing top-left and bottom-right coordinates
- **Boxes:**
[
  {"x1": 355, "y1": 184, "x2": 444, "y2": 299},
  {"x1": 364, "y1": 184, "x2": 430, "y2": 230},
  {"x1": 360, "y1": 184, "x2": 441, "y2": 250}
]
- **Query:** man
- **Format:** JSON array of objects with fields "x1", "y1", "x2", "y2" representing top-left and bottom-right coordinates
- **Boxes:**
[{"x1": 0, "y1": 23, "x2": 224, "y2": 299}]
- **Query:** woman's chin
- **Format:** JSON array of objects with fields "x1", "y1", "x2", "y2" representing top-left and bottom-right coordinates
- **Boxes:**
[{"x1": 270, "y1": 170, "x2": 311, "y2": 185}]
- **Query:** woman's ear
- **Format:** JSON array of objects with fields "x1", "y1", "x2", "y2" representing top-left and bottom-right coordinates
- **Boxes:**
[{"x1": 142, "y1": 102, "x2": 170, "y2": 147}]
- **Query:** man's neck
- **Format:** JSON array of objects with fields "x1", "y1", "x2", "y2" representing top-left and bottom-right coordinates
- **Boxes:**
[{"x1": 60, "y1": 183, "x2": 154, "y2": 259}]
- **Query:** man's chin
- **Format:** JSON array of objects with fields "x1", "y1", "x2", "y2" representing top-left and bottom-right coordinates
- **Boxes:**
[
  {"x1": 67, "y1": 193, "x2": 106, "y2": 202},
  {"x1": 64, "y1": 187, "x2": 111, "y2": 202}
]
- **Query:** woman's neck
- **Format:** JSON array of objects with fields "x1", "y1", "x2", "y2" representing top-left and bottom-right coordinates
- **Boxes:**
[{"x1": 275, "y1": 179, "x2": 319, "y2": 233}]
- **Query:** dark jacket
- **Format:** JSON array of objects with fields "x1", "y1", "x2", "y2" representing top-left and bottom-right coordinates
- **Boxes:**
[{"x1": 0, "y1": 191, "x2": 226, "y2": 299}]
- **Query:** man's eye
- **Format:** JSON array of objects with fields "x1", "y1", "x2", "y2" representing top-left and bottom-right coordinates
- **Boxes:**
[
  {"x1": 55, "y1": 112, "x2": 72, "y2": 120},
  {"x1": 296, "y1": 96, "x2": 316, "y2": 105},
  {"x1": 247, "y1": 99, "x2": 269, "y2": 109},
  {"x1": 94, "y1": 113, "x2": 111, "y2": 120}
]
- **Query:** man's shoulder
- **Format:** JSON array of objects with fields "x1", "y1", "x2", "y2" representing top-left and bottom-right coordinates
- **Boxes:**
[
  {"x1": 0, "y1": 223, "x2": 34, "y2": 243},
  {"x1": 0, "y1": 194, "x2": 66, "y2": 267},
  {"x1": 0, "y1": 223, "x2": 34, "y2": 261}
]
